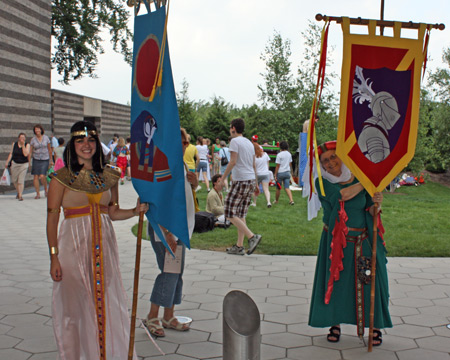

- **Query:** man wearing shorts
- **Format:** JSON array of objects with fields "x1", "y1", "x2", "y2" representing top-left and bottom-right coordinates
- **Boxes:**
[{"x1": 220, "y1": 118, "x2": 262, "y2": 255}]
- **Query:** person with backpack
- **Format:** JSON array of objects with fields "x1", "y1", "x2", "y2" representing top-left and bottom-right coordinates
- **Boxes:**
[
  {"x1": 274, "y1": 141, "x2": 294, "y2": 205},
  {"x1": 252, "y1": 142, "x2": 271, "y2": 207},
  {"x1": 4, "y1": 133, "x2": 30, "y2": 201},
  {"x1": 219, "y1": 140, "x2": 230, "y2": 191}
]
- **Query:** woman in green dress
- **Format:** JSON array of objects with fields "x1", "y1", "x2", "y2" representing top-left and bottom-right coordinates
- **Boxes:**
[{"x1": 308, "y1": 141, "x2": 392, "y2": 346}]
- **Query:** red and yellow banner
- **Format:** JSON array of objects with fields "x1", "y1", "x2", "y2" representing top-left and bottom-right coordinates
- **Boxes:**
[{"x1": 337, "y1": 18, "x2": 429, "y2": 195}]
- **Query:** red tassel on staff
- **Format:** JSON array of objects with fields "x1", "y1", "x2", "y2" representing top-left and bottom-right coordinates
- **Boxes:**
[
  {"x1": 422, "y1": 25, "x2": 431, "y2": 79},
  {"x1": 325, "y1": 200, "x2": 348, "y2": 304}
]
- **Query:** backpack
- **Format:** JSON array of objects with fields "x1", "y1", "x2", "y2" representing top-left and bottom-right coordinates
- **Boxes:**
[
  {"x1": 220, "y1": 149, "x2": 229, "y2": 166},
  {"x1": 194, "y1": 211, "x2": 216, "y2": 233}
]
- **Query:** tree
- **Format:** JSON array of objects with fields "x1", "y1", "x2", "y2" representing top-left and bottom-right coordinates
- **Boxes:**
[
  {"x1": 177, "y1": 79, "x2": 200, "y2": 139},
  {"x1": 204, "y1": 96, "x2": 235, "y2": 141},
  {"x1": 428, "y1": 47, "x2": 450, "y2": 102},
  {"x1": 423, "y1": 46, "x2": 450, "y2": 172},
  {"x1": 256, "y1": 24, "x2": 339, "y2": 151},
  {"x1": 409, "y1": 90, "x2": 439, "y2": 173},
  {"x1": 258, "y1": 31, "x2": 298, "y2": 111},
  {"x1": 52, "y1": 0, "x2": 133, "y2": 84},
  {"x1": 296, "y1": 21, "x2": 338, "y2": 143}
]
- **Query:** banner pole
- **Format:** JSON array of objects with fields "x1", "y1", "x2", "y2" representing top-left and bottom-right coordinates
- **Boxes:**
[
  {"x1": 128, "y1": 210, "x2": 145, "y2": 360},
  {"x1": 368, "y1": 2, "x2": 384, "y2": 349},
  {"x1": 315, "y1": 13, "x2": 445, "y2": 30},
  {"x1": 368, "y1": 203, "x2": 379, "y2": 352}
]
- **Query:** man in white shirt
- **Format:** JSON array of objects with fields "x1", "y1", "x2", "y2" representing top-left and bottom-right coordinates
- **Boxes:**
[
  {"x1": 109, "y1": 136, "x2": 118, "y2": 164},
  {"x1": 274, "y1": 141, "x2": 294, "y2": 204},
  {"x1": 220, "y1": 118, "x2": 262, "y2": 255},
  {"x1": 50, "y1": 133, "x2": 59, "y2": 162},
  {"x1": 101, "y1": 142, "x2": 112, "y2": 162}
]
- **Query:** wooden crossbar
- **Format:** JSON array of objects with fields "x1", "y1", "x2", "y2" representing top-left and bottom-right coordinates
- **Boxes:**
[{"x1": 315, "y1": 13, "x2": 445, "y2": 30}]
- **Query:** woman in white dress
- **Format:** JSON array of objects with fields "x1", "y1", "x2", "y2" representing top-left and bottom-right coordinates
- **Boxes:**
[{"x1": 47, "y1": 121, "x2": 148, "y2": 360}]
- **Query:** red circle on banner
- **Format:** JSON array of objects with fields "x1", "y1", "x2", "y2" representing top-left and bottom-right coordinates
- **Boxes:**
[{"x1": 135, "y1": 36, "x2": 160, "y2": 99}]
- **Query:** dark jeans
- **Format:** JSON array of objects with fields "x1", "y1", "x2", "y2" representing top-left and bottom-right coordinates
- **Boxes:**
[{"x1": 148, "y1": 223, "x2": 185, "y2": 308}]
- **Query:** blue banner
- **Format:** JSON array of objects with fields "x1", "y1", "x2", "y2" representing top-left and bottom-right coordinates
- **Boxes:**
[{"x1": 130, "y1": 5, "x2": 189, "y2": 250}]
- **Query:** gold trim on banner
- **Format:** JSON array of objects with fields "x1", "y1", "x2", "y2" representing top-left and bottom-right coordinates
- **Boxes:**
[{"x1": 334, "y1": 16, "x2": 432, "y2": 195}]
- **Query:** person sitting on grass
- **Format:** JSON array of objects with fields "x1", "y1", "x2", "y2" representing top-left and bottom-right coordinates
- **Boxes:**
[{"x1": 206, "y1": 174, "x2": 228, "y2": 226}]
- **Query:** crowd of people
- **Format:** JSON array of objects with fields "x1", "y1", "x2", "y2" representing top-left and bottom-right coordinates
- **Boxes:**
[
  {"x1": 2, "y1": 117, "x2": 391, "y2": 357},
  {"x1": 3, "y1": 127, "x2": 134, "y2": 202}
]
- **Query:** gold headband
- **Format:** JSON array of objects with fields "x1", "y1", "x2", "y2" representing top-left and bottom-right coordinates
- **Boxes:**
[{"x1": 71, "y1": 128, "x2": 97, "y2": 138}]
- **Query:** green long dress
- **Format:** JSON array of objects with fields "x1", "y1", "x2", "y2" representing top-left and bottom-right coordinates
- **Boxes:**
[{"x1": 308, "y1": 177, "x2": 392, "y2": 330}]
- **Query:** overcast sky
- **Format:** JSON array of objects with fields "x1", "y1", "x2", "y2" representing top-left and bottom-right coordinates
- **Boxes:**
[{"x1": 51, "y1": 0, "x2": 449, "y2": 107}]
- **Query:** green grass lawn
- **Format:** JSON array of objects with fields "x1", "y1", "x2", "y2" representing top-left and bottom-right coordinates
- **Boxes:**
[{"x1": 132, "y1": 182, "x2": 450, "y2": 257}]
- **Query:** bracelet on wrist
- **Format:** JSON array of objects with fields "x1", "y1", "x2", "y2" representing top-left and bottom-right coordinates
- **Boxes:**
[{"x1": 50, "y1": 246, "x2": 59, "y2": 255}]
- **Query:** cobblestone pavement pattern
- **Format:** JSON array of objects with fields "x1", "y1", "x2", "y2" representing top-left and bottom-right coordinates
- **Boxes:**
[{"x1": 1, "y1": 183, "x2": 450, "y2": 359}]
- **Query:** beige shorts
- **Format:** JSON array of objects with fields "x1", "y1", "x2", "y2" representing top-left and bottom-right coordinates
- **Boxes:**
[{"x1": 10, "y1": 161, "x2": 28, "y2": 184}]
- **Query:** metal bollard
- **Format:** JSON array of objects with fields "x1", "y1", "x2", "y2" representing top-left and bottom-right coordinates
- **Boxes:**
[{"x1": 223, "y1": 290, "x2": 261, "y2": 360}]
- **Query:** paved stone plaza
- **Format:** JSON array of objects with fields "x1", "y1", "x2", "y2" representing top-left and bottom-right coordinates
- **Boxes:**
[{"x1": 1, "y1": 183, "x2": 449, "y2": 359}]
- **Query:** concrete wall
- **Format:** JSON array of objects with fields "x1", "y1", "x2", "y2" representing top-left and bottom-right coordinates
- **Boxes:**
[
  {"x1": 100, "y1": 100, "x2": 131, "y2": 143},
  {"x1": 51, "y1": 89, "x2": 131, "y2": 144},
  {"x1": 51, "y1": 90, "x2": 84, "y2": 138},
  {"x1": 0, "y1": 0, "x2": 52, "y2": 191},
  {"x1": 0, "y1": 1, "x2": 131, "y2": 193}
]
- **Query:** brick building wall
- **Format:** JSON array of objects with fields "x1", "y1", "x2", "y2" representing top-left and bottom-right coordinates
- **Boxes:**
[
  {"x1": 101, "y1": 101, "x2": 131, "y2": 143},
  {"x1": 51, "y1": 90, "x2": 84, "y2": 138},
  {"x1": 51, "y1": 90, "x2": 130, "y2": 144},
  {"x1": 0, "y1": 1, "x2": 131, "y2": 193},
  {"x1": 0, "y1": 0, "x2": 52, "y2": 191}
]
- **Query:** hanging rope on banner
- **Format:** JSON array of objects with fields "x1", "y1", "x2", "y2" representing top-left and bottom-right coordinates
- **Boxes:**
[
  {"x1": 422, "y1": 25, "x2": 431, "y2": 79},
  {"x1": 306, "y1": 19, "x2": 330, "y2": 199},
  {"x1": 148, "y1": 0, "x2": 170, "y2": 101}
]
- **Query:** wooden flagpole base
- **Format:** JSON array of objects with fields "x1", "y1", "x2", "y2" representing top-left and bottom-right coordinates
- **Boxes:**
[
  {"x1": 128, "y1": 211, "x2": 145, "y2": 360},
  {"x1": 368, "y1": 202, "x2": 379, "y2": 352}
]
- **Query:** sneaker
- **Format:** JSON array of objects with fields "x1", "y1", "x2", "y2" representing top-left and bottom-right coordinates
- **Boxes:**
[
  {"x1": 289, "y1": 201, "x2": 295, "y2": 205},
  {"x1": 226, "y1": 245, "x2": 245, "y2": 255},
  {"x1": 250, "y1": 202, "x2": 256, "y2": 207},
  {"x1": 196, "y1": 185, "x2": 202, "y2": 191},
  {"x1": 120, "y1": 180, "x2": 125, "y2": 185},
  {"x1": 247, "y1": 234, "x2": 262, "y2": 255},
  {"x1": 267, "y1": 203, "x2": 272, "y2": 208}
]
